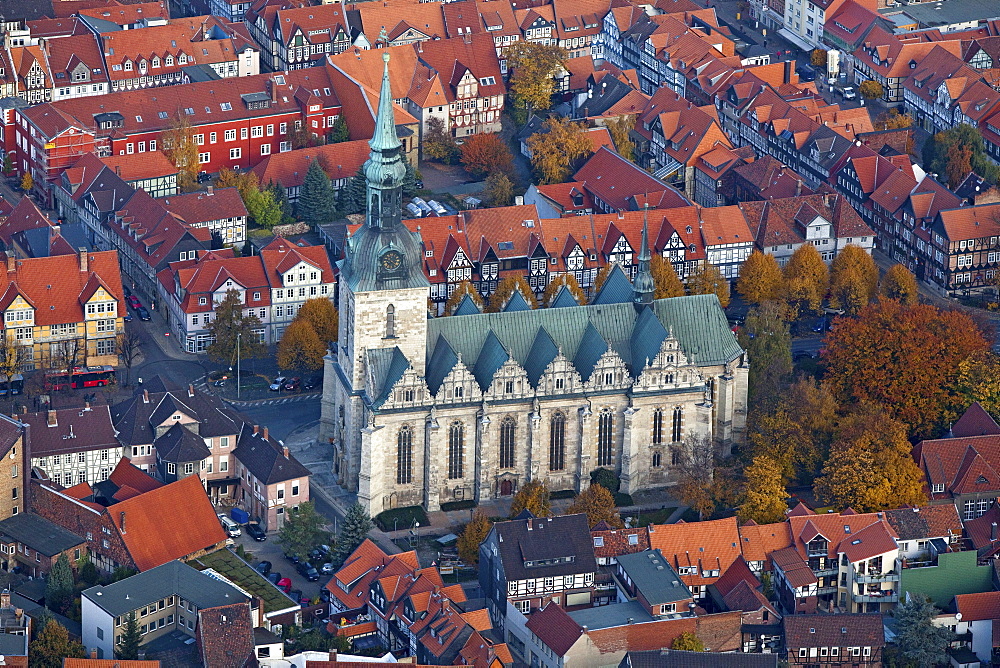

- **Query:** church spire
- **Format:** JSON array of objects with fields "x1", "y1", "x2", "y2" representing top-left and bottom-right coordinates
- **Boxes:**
[
  {"x1": 363, "y1": 48, "x2": 407, "y2": 231},
  {"x1": 633, "y1": 205, "x2": 654, "y2": 311},
  {"x1": 370, "y1": 48, "x2": 401, "y2": 154}
]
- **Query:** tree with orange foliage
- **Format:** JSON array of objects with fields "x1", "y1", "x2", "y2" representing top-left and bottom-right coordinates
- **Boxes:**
[
  {"x1": 823, "y1": 300, "x2": 990, "y2": 438},
  {"x1": 460, "y1": 133, "x2": 514, "y2": 180},
  {"x1": 945, "y1": 143, "x2": 973, "y2": 189}
]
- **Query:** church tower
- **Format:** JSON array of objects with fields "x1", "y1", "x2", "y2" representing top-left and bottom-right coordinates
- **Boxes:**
[{"x1": 320, "y1": 51, "x2": 429, "y2": 488}]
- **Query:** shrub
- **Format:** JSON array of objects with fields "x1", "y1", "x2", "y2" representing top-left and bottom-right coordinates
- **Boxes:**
[{"x1": 374, "y1": 506, "x2": 429, "y2": 532}]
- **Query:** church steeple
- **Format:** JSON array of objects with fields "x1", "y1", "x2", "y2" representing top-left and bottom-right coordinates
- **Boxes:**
[
  {"x1": 633, "y1": 206, "x2": 654, "y2": 311},
  {"x1": 363, "y1": 49, "x2": 407, "y2": 232}
]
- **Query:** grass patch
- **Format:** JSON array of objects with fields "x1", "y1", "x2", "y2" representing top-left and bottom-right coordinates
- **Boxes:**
[
  {"x1": 440, "y1": 500, "x2": 476, "y2": 512},
  {"x1": 550, "y1": 490, "x2": 576, "y2": 500},
  {"x1": 375, "y1": 506, "x2": 429, "y2": 532},
  {"x1": 680, "y1": 508, "x2": 700, "y2": 522},
  {"x1": 614, "y1": 493, "x2": 634, "y2": 507},
  {"x1": 189, "y1": 549, "x2": 296, "y2": 612},
  {"x1": 630, "y1": 507, "x2": 678, "y2": 526}
]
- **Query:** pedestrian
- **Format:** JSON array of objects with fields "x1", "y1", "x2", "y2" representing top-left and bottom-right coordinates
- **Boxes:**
[{"x1": 137, "y1": 377, "x2": 143, "y2": 386}]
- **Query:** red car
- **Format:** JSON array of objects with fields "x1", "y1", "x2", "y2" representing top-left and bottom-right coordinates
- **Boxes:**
[
  {"x1": 275, "y1": 577, "x2": 292, "y2": 593},
  {"x1": 127, "y1": 295, "x2": 141, "y2": 309}
]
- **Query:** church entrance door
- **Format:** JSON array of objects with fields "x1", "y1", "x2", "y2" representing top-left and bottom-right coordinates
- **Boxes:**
[{"x1": 500, "y1": 480, "x2": 513, "y2": 496}]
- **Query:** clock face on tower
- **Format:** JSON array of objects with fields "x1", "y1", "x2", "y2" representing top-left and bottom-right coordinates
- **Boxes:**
[{"x1": 380, "y1": 250, "x2": 403, "y2": 272}]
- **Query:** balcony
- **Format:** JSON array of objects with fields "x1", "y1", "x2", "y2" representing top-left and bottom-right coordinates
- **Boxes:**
[
  {"x1": 853, "y1": 592, "x2": 898, "y2": 604},
  {"x1": 855, "y1": 571, "x2": 899, "y2": 584}
]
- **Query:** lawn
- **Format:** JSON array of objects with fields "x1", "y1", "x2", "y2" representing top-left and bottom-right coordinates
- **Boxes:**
[{"x1": 629, "y1": 507, "x2": 678, "y2": 527}]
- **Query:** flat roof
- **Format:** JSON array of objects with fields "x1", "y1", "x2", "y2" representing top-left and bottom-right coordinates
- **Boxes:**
[
  {"x1": 616, "y1": 549, "x2": 692, "y2": 605},
  {"x1": 885, "y1": 0, "x2": 1000, "y2": 27},
  {"x1": 569, "y1": 600, "x2": 653, "y2": 630},
  {"x1": 188, "y1": 549, "x2": 298, "y2": 616}
]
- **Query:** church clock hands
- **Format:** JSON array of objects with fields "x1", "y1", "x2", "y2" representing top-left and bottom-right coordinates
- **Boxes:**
[{"x1": 380, "y1": 250, "x2": 403, "y2": 272}]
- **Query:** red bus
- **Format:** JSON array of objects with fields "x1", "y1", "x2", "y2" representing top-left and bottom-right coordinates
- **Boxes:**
[{"x1": 44, "y1": 366, "x2": 116, "y2": 391}]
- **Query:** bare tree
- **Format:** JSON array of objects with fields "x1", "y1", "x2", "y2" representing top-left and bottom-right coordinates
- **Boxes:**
[
  {"x1": 116, "y1": 329, "x2": 142, "y2": 387},
  {"x1": 672, "y1": 433, "x2": 719, "y2": 520},
  {"x1": 0, "y1": 334, "x2": 29, "y2": 408},
  {"x1": 50, "y1": 337, "x2": 84, "y2": 389}
]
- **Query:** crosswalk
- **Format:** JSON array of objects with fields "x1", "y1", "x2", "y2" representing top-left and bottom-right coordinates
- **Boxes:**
[{"x1": 225, "y1": 394, "x2": 320, "y2": 408}]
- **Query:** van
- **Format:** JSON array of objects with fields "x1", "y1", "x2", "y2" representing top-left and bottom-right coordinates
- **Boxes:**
[{"x1": 218, "y1": 514, "x2": 241, "y2": 537}]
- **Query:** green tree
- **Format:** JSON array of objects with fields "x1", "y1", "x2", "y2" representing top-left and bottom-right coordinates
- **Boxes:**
[
  {"x1": 485, "y1": 172, "x2": 515, "y2": 207},
  {"x1": 924, "y1": 123, "x2": 1000, "y2": 186},
  {"x1": 330, "y1": 502, "x2": 375, "y2": 568},
  {"x1": 880, "y1": 264, "x2": 918, "y2": 304},
  {"x1": 340, "y1": 167, "x2": 368, "y2": 215},
  {"x1": 328, "y1": 114, "x2": 350, "y2": 143},
  {"x1": 423, "y1": 116, "x2": 460, "y2": 164},
  {"x1": 402, "y1": 159, "x2": 420, "y2": 197},
  {"x1": 205, "y1": 288, "x2": 266, "y2": 365},
  {"x1": 268, "y1": 182, "x2": 296, "y2": 226},
  {"x1": 605, "y1": 115, "x2": 635, "y2": 162},
  {"x1": 276, "y1": 501, "x2": 330, "y2": 561},
  {"x1": 783, "y1": 244, "x2": 829, "y2": 316},
  {"x1": 29, "y1": 618, "x2": 85, "y2": 668},
  {"x1": 815, "y1": 407, "x2": 926, "y2": 512},
  {"x1": 277, "y1": 318, "x2": 326, "y2": 373},
  {"x1": 117, "y1": 612, "x2": 142, "y2": 660},
  {"x1": 651, "y1": 254, "x2": 685, "y2": 299},
  {"x1": 590, "y1": 468, "x2": 621, "y2": 494},
  {"x1": 1, "y1": 153, "x2": 13, "y2": 176},
  {"x1": 298, "y1": 159, "x2": 338, "y2": 226},
  {"x1": 295, "y1": 297, "x2": 338, "y2": 344},
  {"x1": 244, "y1": 186, "x2": 282, "y2": 230},
  {"x1": 738, "y1": 455, "x2": 787, "y2": 525},
  {"x1": 670, "y1": 631, "x2": 705, "y2": 651},
  {"x1": 505, "y1": 41, "x2": 567, "y2": 113},
  {"x1": 894, "y1": 595, "x2": 955, "y2": 668},
  {"x1": 737, "y1": 251, "x2": 783, "y2": 305},
  {"x1": 456, "y1": 511, "x2": 493, "y2": 565},
  {"x1": 527, "y1": 116, "x2": 592, "y2": 185},
  {"x1": 444, "y1": 280, "x2": 484, "y2": 315},
  {"x1": 687, "y1": 262, "x2": 730, "y2": 307},
  {"x1": 738, "y1": 301, "x2": 792, "y2": 403},
  {"x1": 45, "y1": 553, "x2": 73, "y2": 615},
  {"x1": 567, "y1": 484, "x2": 623, "y2": 528},
  {"x1": 509, "y1": 479, "x2": 552, "y2": 518}
]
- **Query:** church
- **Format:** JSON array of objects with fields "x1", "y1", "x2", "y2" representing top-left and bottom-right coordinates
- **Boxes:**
[{"x1": 319, "y1": 52, "x2": 749, "y2": 516}]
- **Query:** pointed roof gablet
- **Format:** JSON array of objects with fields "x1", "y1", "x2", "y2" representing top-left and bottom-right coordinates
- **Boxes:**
[{"x1": 370, "y1": 50, "x2": 402, "y2": 154}]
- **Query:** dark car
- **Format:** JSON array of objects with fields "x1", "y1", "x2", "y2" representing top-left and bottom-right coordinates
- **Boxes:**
[
  {"x1": 309, "y1": 547, "x2": 327, "y2": 562},
  {"x1": 796, "y1": 64, "x2": 817, "y2": 82},
  {"x1": 123, "y1": 313, "x2": 133, "y2": 323},
  {"x1": 289, "y1": 588, "x2": 303, "y2": 604},
  {"x1": 266, "y1": 571, "x2": 281, "y2": 585},
  {"x1": 285, "y1": 552, "x2": 301, "y2": 564},
  {"x1": 255, "y1": 560, "x2": 272, "y2": 576},
  {"x1": 284, "y1": 377, "x2": 301, "y2": 391},
  {"x1": 246, "y1": 522, "x2": 267, "y2": 541},
  {"x1": 811, "y1": 318, "x2": 826, "y2": 333},
  {"x1": 136, "y1": 306, "x2": 151, "y2": 321},
  {"x1": 127, "y1": 295, "x2": 141, "y2": 309},
  {"x1": 297, "y1": 561, "x2": 320, "y2": 581},
  {"x1": 303, "y1": 375, "x2": 323, "y2": 391}
]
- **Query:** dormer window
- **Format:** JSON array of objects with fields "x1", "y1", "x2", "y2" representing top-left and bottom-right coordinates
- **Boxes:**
[{"x1": 124, "y1": 61, "x2": 133, "y2": 71}]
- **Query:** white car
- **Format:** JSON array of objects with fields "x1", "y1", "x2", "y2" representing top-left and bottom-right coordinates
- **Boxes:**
[
  {"x1": 842, "y1": 86, "x2": 857, "y2": 100},
  {"x1": 269, "y1": 376, "x2": 287, "y2": 391}
]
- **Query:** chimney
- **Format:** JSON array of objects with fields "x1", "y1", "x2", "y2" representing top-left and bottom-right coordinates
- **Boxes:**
[
  {"x1": 120, "y1": 511, "x2": 126, "y2": 533},
  {"x1": 263, "y1": 426, "x2": 268, "y2": 441},
  {"x1": 253, "y1": 424, "x2": 259, "y2": 435},
  {"x1": 78, "y1": 248, "x2": 88, "y2": 272},
  {"x1": 282, "y1": 446, "x2": 289, "y2": 458},
  {"x1": 90, "y1": 649, "x2": 98, "y2": 660},
  {"x1": 207, "y1": 185, "x2": 214, "y2": 196},
  {"x1": 783, "y1": 59, "x2": 792, "y2": 84},
  {"x1": 269, "y1": 77, "x2": 278, "y2": 104},
  {"x1": 115, "y1": 165, "x2": 121, "y2": 176},
  {"x1": 143, "y1": 389, "x2": 149, "y2": 403},
  {"x1": 188, "y1": 384, "x2": 195, "y2": 398},
  {"x1": 328, "y1": 651, "x2": 338, "y2": 662},
  {"x1": 5, "y1": 252, "x2": 13, "y2": 273},
  {"x1": 795, "y1": 179, "x2": 802, "y2": 197},
  {"x1": 992, "y1": 522, "x2": 997, "y2": 541},
  {"x1": 46, "y1": 410, "x2": 57, "y2": 427}
]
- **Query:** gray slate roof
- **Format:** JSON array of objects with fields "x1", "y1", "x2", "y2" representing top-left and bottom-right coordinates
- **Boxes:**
[
  {"x1": 616, "y1": 549, "x2": 692, "y2": 606},
  {"x1": 550, "y1": 285, "x2": 580, "y2": 308},
  {"x1": 621, "y1": 649, "x2": 778, "y2": 668},
  {"x1": 111, "y1": 378, "x2": 242, "y2": 445},
  {"x1": 492, "y1": 513, "x2": 598, "y2": 582},
  {"x1": 0, "y1": 632, "x2": 27, "y2": 656},
  {"x1": 82, "y1": 560, "x2": 247, "y2": 617},
  {"x1": 233, "y1": 423, "x2": 311, "y2": 485},
  {"x1": 155, "y1": 423, "x2": 212, "y2": 463},
  {"x1": 452, "y1": 293, "x2": 482, "y2": 316},
  {"x1": 368, "y1": 347, "x2": 411, "y2": 408},
  {"x1": 0, "y1": 512, "x2": 85, "y2": 557}
]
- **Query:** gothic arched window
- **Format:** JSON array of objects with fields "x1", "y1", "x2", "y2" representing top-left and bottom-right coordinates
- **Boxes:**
[
  {"x1": 448, "y1": 421, "x2": 464, "y2": 479},
  {"x1": 396, "y1": 426, "x2": 412, "y2": 485},
  {"x1": 652, "y1": 408, "x2": 664, "y2": 445},
  {"x1": 672, "y1": 406, "x2": 683, "y2": 443},
  {"x1": 598, "y1": 409, "x2": 614, "y2": 466},
  {"x1": 652, "y1": 451, "x2": 662, "y2": 467},
  {"x1": 385, "y1": 304, "x2": 395, "y2": 338},
  {"x1": 549, "y1": 413, "x2": 565, "y2": 471},
  {"x1": 500, "y1": 417, "x2": 516, "y2": 469}
]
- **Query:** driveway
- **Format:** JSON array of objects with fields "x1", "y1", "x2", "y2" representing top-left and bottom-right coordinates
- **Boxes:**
[{"x1": 230, "y1": 528, "x2": 331, "y2": 607}]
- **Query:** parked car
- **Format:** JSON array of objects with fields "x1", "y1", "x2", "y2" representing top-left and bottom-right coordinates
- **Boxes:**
[
  {"x1": 123, "y1": 313, "x2": 133, "y2": 323},
  {"x1": 321, "y1": 562, "x2": 334, "y2": 574},
  {"x1": 276, "y1": 577, "x2": 292, "y2": 593},
  {"x1": 309, "y1": 547, "x2": 328, "y2": 562},
  {"x1": 284, "y1": 377, "x2": 301, "y2": 392},
  {"x1": 246, "y1": 522, "x2": 267, "y2": 541},
  {"x1": 842, "y1": 86, "x2": 857, "y2": 100},
  {"x1": 320, "y1": 589, "x2": 331, "y2": 603},
  {"x1": 303, "y1": 375, "x2": 323, "y2": 391},
  {"x1": 300, "y1": 564, "x2": 320, "y2": 582},
  {"x1": 298, "y1": 593, "x2": 312, "y2": 607},
  {"x1": 127, "y1": 295, "x2": 141, "y2": 309},
  {"x1": 218, "y1": 514, "x2": 241, "y2": 537},
  {"x1": 136, "y1": 306, "x2": 151, "y2": 321},
  {"x1": 255, "y1": 560, "x2": 272, "y2": 576},
  {"x1": 267, "y1": 571, "x2": 281, "y2": 585},
  {"x1": 284, "y1": 551, "x2": 300, "y2": 564},
  {"x1": 269, "y1": 376, "x2": 287, "y2": 391},
  {"x1": 796, "y1": 64, "x2": 816, "y2": 82}
]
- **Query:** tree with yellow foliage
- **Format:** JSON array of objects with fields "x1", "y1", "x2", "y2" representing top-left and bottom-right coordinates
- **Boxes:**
[
  {"x1": 276, "y1": 319, "x2": 326, "y2": 373},
  {"x1": 738, "y1": 455, "x2": 788, "y2": 525},
  {"x1": 161, "y1": 111, "x2": 200, "y2": 192},
  {"x1": 956, "y1": 351, "x2": 1000, "y2": 422},
  {"x1": 687, "y1": 262, "x2": 730, "y2": 307},
  {"x1": 829, "y1": 245, "x2": 877, "y2": 314},
  {"x1": 505, "y1": 42, "x2": 566, "y2": 113},
  {"x1": 650, "y1": 255, "x2": 685, "y2": 299},
  {"x1": 456, "y1": 511, "x2": 493, "y2": 565},
  {"x1": 542, "y1": 272, "x2": 586, "y2": 307},
  {"x1": 295, "y1": 297, "x2": 338, "y2": 345},
  {"x1": 567, "y1": 484, "x2": 623, "y2": 528},
  {"x1": 814, "y1": 406, "x2": 926, "y2": 512},
  {"x1": 509, "y1": 479, "x2": 552, "y2": 518},
  {"x1": 527, "y1": 117, "x2": 592, "y2": 185},
  {"x1": 880, "y1": 264, "x2": 919, "y2": 304},
  {"x1": 19, "y1": 172, "x2": 32, "y2": 193},
  {"x1": 605, "y1": 115, "x2": 636, "y2": 162},
  {"x1": 487, "y1": 275, "x2": 538, "y2": 312},
  {"x1": 737, "y1": 251, "x2": 784, "y2": 305},
  {"x1": 444, "y1": 280, "x2": 484, "y2": 315},
  {"x1": 782, "y1": 244, "x2": 829, "y2": 316}
]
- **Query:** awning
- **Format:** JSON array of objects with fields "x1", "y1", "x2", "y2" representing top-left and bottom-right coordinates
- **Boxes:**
[
  {"x1": 778, "y1": 27, "x2": 818, "y2": 52},
  {"x1": 208, "y1": 477, "x2": 240, "y2": 487}
]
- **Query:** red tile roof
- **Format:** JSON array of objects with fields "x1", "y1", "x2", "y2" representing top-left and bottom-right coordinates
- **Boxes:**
[
  {"x1": 251, "y1": 140, "x2": 370, "y2": 189},
  {"x1": 917, "y1": 434, "x2": 1000, "y2": 499},
  {"x1": 590, "y1": 525, "x2": 650, "y2": 559},
  {"x1": 100, "y1": 151, "x2": 178, "y2": 182},
  {"x1": 77, "y1": 1, "x2": 169, "y2": 26},
  {"x1": 954, "y1": 591, "x2": 1000, "y2": 622},
  {"x1": 161, "y1": 188, "x2": 247, "y2": 226},
  {"x1": 525, "y1": 602, "x2": 583, "y2": 657},
  {"x1": 648, "y1": 517, "x2": 742, "y2": 586},
  {"x1": 197, "y1": 601, "x2": 256, "y2": 668},
  {"x1": 738, "y1": 521, "x2": 793, "y2": 564},
  {"x1": 953, "y1": 402, "x2": 1000, "y2": 438},
  {"x1": 574, "y1": 146, "x2": 689, "y2": 212}
]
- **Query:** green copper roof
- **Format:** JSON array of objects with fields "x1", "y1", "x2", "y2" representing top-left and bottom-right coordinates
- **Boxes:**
[
  {"x1": 523, "y1": 327, "x2": 559, "y2": 386},
  {"x1": 630, "y1": 307, "x2": 667, "y2": 375},
  {"x1": 633, "y1": 213, "x2": 654, "y2": 309},
  {"x1": 503, "y1": 290, "x2": 531, "y2": 312},
  {"x1": 426, "y1": 335, "x2": 458, "y2": 394},
  {"x1": 452, "y1": 293, "x2": 482, "y2": 316},
  {"x1": 368, "y1": 346, "x2": 410, "y2": 408},
  {"x1": 550, "y1": 285, "x2": 580, "y2": 308},
  {"x1": 425, "y1": 294, "x2": 742, "y2": 390},
  {"x1": 592, "y1": 264, "x2": 634, "y2": 305},
  {"x1": 370, "y1": 51, "x2": 401, "y2": 154}
]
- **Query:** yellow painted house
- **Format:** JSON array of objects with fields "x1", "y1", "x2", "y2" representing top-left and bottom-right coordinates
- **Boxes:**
[{"x1": 0, "y1": 250, "x2": 125, "y2": 370}]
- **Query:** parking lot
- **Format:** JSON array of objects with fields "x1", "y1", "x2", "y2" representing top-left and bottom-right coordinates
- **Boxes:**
[{"x1": 229, "y1": 526, "x2": 332, "y2": 611}]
